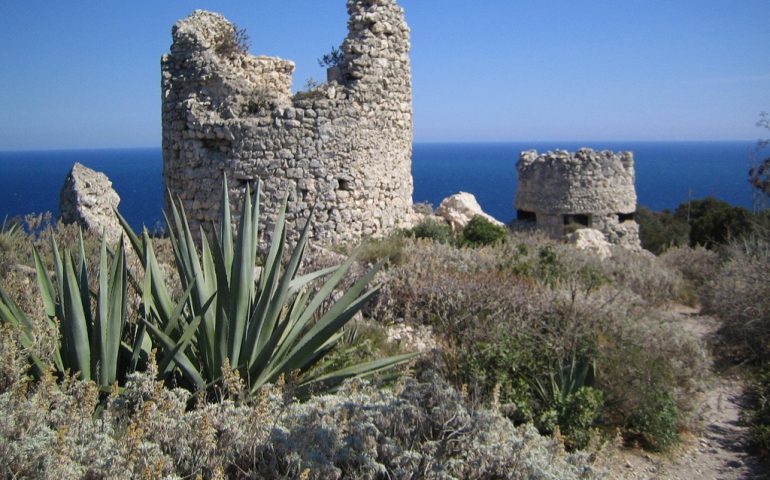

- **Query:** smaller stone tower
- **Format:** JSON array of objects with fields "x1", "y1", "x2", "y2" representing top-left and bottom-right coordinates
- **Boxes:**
[{"x1": 515, "y1": 148, "x2": 641, "y2": 248}]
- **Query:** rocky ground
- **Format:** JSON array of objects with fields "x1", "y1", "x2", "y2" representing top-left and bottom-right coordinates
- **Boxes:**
[{"x1": 607, "y1": 306, "x2": 768, "y2": 479}]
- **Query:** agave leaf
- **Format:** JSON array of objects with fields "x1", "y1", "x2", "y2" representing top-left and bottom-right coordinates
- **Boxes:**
[
  {"x1": 128, "y1": 322, "x2": 149, "y2": 373},
  {"x1": 60, "y1": 252, "x2": 92, "y2": 381},
  {"x1": 226, "y1": 181, "x2": 255, "y2": 368},
  {"x1": 0, "y1": 290, "x2": 36, "y2": 352},
  {"x1": 257, "y1": 205, "x2": 314, "y2": 356},
  {"x1": 0, "y1": 288, "x2": 52, "y2": 376},
  {"x1": 210, "y1": 229, "x2": 231, "y2": 373},
  {"x1": 141, "y1": 231, "x2": 175, "y2": 324},
  {"x1": 48, "y1": 231, "x2": 64, "y2": 307},
  {"x1": 244, "y1": 286, "x2": 313, "y2": 379},
  {"x1": 297, "y1": 352, "x2": 420, "y2": 395},
  {"x1": 114, "y1": 208, "x2": 144, "y2": 260},
  {"x1": 94, "y1": 238, "x2": 111, "y2": 386},
  {"x1": 284, "y1": 258, "x2": 384, "y2": 356},
  {"x1": 199, "y1": 228, "x2": 224, "y2": 374},
  {"x1": 280, "y1": 248, "x2": 363, "y2": 348},
  {"x1": 259, "y1": 193, "x2": 287, "y2": 294},
  {"x1": 94, "y1": 237, "x2": 128, "y2": 387},
  {"x1": 156, "y1": 292, "x2": 215, "y2": 377},
  {"x1": 260, "y1": 250, "x2": 375, "y2": 373},
  {"x1": 142, "y1": 317, "x2": 206, "y2": 390},
  {"x1": 254, "y1": 283, "x2": 380, "y2": 387},
  {"x1": 288, "y1": 266, "x2": 338, "y2": 292},
  {"x1": 251, "y1": 198, "x2": 290, "y2": 353},
  {"x1": 241, "y1": 203, "x2": 287, "y2": 365},
  {"x1": 32, "y1": 246, "x2": 56, "y2": 320},
  {"x1": 218, "y1": 174, "x2": 234, "y2": 283}
]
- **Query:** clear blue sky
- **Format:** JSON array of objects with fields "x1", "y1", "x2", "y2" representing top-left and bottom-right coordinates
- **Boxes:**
[{"x1": 0, "y1": 0, "x2": 768, "y2": 150}]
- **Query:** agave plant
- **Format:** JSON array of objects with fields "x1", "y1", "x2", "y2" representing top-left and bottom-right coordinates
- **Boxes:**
[
  {"x1": 0, "y1": 230, "x2": 148, "y2": 389},
  {"x1": 533, "y1": 353, "x2": 597, "y2": 409},
  {"x1": 118, "y1": 177, "x2": 417, "y2": 396}
]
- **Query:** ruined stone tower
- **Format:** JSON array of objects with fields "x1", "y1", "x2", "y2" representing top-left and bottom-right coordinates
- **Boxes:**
[
  {"x1": 515, "y1": 148, "x2": 641, "y2": 248},
  {"x1": 161, "y1": 0, "x2": 414, "y2": 245}
]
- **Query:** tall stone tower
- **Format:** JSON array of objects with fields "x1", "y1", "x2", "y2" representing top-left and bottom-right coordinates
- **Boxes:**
[{"x1": 161, "y1": 0, "x2": 414, "y2": 245}]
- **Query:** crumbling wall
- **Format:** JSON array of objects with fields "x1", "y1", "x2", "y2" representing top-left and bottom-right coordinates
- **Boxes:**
[
  {"x1": 515, "y1": 148, "x2": 641, "y2": 248},
  {"x1": 161, "y1": 0, "x2": 414, "y2": 245}
]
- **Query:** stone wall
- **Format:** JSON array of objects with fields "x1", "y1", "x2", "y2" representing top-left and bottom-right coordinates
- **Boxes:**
[
  {"x1": 161, "y1": 0, "x2": 414, "y2": 246},
  {"x1": 515, "y1": 148, "x2": 641, "y2": 247}
]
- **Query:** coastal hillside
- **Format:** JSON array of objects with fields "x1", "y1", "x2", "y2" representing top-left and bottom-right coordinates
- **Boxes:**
[{"x1": 1, "y1": 0, "x2": 769, "y2": 478}]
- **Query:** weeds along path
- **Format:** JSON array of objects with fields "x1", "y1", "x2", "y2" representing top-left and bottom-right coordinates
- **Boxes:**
[{"x1": 610, "y1": 306, "x2": 767, "y2": 480}]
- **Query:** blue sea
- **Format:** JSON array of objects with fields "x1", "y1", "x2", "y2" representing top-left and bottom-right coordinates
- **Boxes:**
[{"x1": 0, "y1": 142, "x2": 758, "y2": 230}]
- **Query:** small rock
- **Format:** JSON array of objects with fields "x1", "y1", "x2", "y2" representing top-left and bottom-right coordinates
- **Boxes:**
[
  {"x1": 566, "y1": 228, "x2": 612, "y2": 260},
  {"x1": 435, "y1": 192, "x2": 503, "y2": 232},
  {"x1": 59, "y1": 163, "x2": 123, "y2": 244}
]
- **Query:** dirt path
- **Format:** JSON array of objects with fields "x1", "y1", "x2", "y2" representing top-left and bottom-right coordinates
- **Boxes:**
[{"x1": 608, "y1": 306, "x2": 768, "y2": 480}]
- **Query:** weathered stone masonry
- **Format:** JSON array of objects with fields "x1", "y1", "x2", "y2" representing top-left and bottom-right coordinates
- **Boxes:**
[
  {"x1": 162, "y1": 0, "x2": 414, "y2": 245},
  {"x1": 515, "y1": 148, "x2": 641, "y2": 248}
]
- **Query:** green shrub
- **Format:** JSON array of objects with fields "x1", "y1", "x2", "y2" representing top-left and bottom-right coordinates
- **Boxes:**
[
  {"x1": 705, "y1": 229, "x2": 770, "y2": 459},
  {"x1": 674, "y1": 197, "x2": 754, "y2": 248},
  {"x1": 627, "y1": 390, "x2": 680, "y2": 451},
  {"x1": 405, "y1": 218, "x2": 455, "y2": 244},
  {"x1": 636, "y1": 206, "x2": 689, "y2": 254},
  {"x1": 743, "y1": 368, "x2": 770, "y2": 459},
  {"x1": 598, "y1": 311, "x2": 705, "y2": 451},
  {"x1": 531, "y1": 356, "x2": 604, "y2": 449},
  {"x1": 215, "y1": 23, "x2": 250, "y2": 57},
  {"x1": 461, "y1": 215, "x2": 507, "y2": 246},
  {"x1": 318, "y1": 45, "x2": 344, "y2": 69},
  {"x1": 357, "y1": 233, "x2": 406, "y2": 265}
]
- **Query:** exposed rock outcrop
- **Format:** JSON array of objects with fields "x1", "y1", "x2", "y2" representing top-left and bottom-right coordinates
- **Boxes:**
[
  {"x1": 59, "y1": 163, "x2": 122, "y2": 244},
  {"x1": 567, "y1": 228, "x2": 612, "y2": 260},
  {"x1": 435, "y1": 192, "x2": 503, "y2": 232}
]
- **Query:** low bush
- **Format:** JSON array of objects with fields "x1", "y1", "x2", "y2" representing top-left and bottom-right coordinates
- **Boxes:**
[
  {"x1": 405, "y1": 218, "x2": 455, "y2": 244},
  {"x1": 660, "y1": 245, "x2": 720, "y2": 302},
  {"x1": 698, "y1": 228, "x2": 770, "y2": 460},
  {"x1": 704, "y1": 233, "x2": 770, "y2": 364},
  {"x1": 600, "y1": 246, "x2": 688, "y2": 306},
  {"x1": 674, "y1": 197, "x2": 754, "y2": 248},
  {"x1": 368, "y1": 236, "x2": 707, "y2": 450},
  {"x1": 215, "y1": 23, "x2": 250, "y2": 57},
  {"x1": 742, "y1": 367, "x2": 770, "y2": 459},
  {"x1": 356, "y1": 233, "x2": 406, "y2": 265},
  {"x1": 0, "y1": 331, "x2": 604, "y2": 479},
  {"x1": 461, "y1": 215, "x2": 508, "y2": 246},
  {"x1": 636, "y1": 206, "x2": 690, "y2": 254},
  {"x1": 0, "y1": 218, "x2": 25, "y2": 277}
]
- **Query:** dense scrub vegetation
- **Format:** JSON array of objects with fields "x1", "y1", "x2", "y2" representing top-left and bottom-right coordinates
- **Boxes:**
[
  {"x1": 699, "y1": 230, "x2": 770, "y2": 458},
  {"x1": 637, "y1": 196, "x2": 769, "y2": 254},
  {"x1": 640, "y1": 192, "x2": 770, "y2": 459},
  {"x1": 2, "y1": 192, "x2": 769, "y2": 476},
  {"x1": 368, "y1": 226, "x2": 705, "y2": 451}
]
